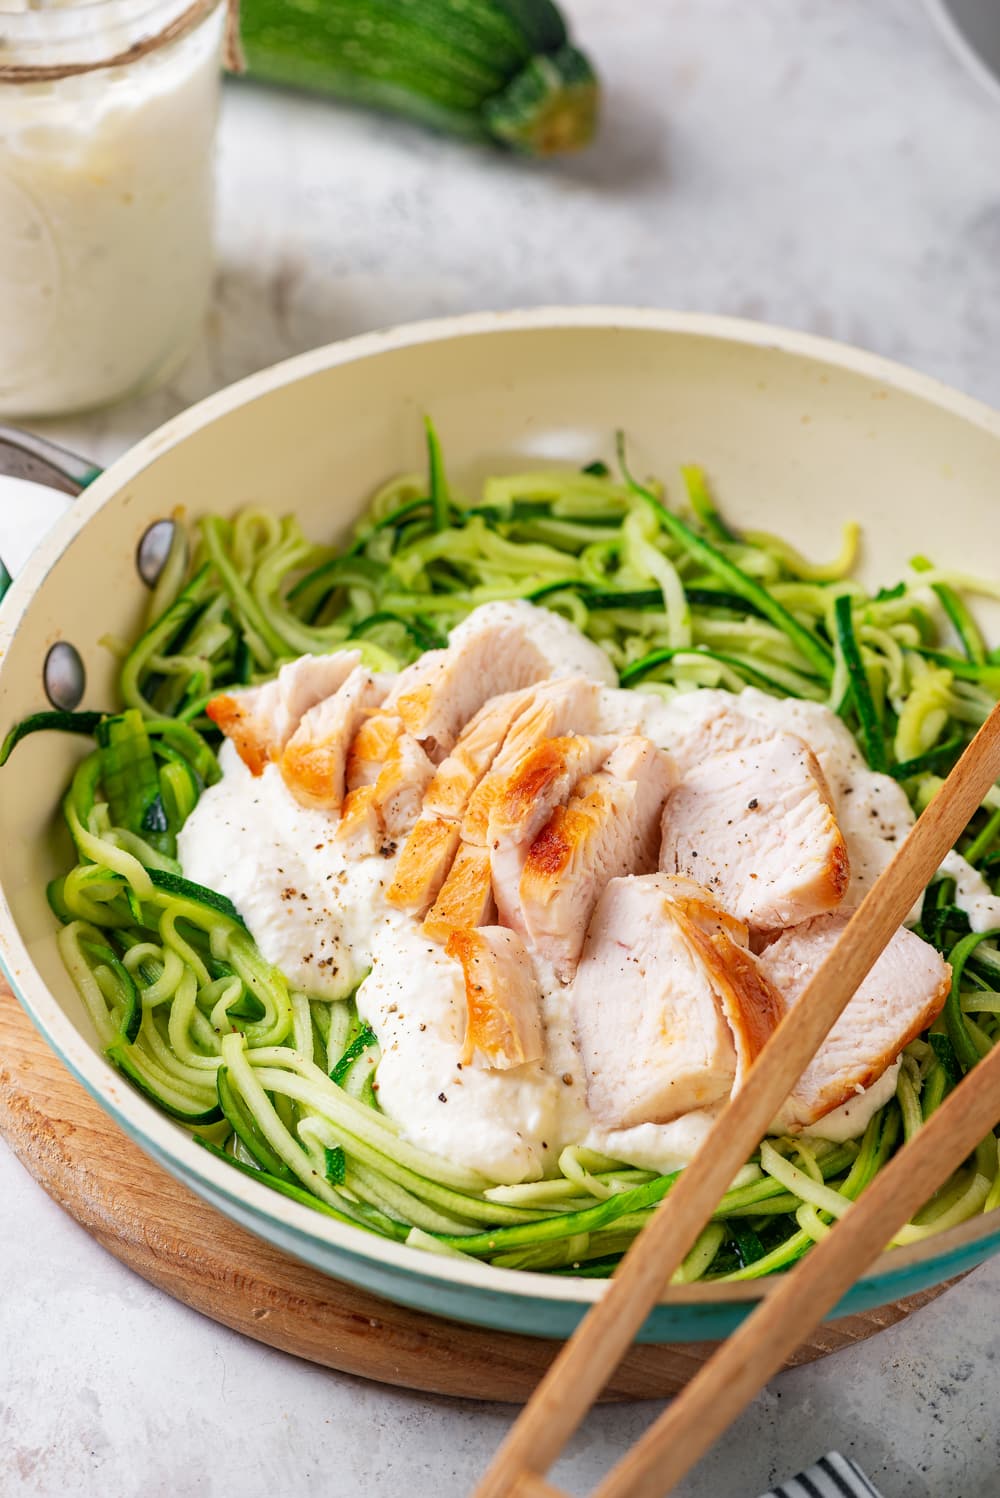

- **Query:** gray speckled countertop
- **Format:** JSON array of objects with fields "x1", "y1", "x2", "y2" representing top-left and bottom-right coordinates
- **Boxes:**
[{"x1": 4, "y1": 3, "x2": 1000, "y2": 1495}]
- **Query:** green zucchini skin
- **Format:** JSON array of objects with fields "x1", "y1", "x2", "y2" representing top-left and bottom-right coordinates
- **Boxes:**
[{"x1": 238, "y1": 0, "x2": 599, "y2": 155}]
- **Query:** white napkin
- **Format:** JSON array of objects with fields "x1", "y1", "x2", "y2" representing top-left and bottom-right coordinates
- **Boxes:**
[{"x1": 0, "y1": 475, "x2": 73, "y2": 579}]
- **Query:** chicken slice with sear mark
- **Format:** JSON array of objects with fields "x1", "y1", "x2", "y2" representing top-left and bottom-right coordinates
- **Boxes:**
[
  {"x1": 489, "y1": 734, "x2": 618, "y2": 933},
  {"x1": 489, "y1": 677, "x2": 608, "y2": 779},
  {"x1": 390, "y1": 678, "x2": 602, "y2": 917},
  {"x1": 490, "y1": 734, "x2": 620, "y2": 849},
  {"x1": 336, "y1": 732, "x2": 436, "y2": 856},
  {"x1": 421, "y1": 689, "x2": 537, "y2": 822},
  {"x1": 424, "y1": 845, "x2": 497, "y2": 943},
  {"x1": 207, "y1": 650, "x2": 362, "y2": 775},
  {"x1": 682, "y1": 923, "x2": 783, "y2": 1087},
  {"x1": 446, "y1": 926, "x2": 544, "y2": 1070},
  {"x1": 369, "y1": 733, "x2": 436, "y2": 840},
  {"x1": 382, "y1": 615, "x2": 552, "y2": 764},
  {"x1": 517, "y1": 736, "x2": 678, "y2": 980},
  {"x1": 386, "y1": 692, "x2": 533, "y2": 915},
  {"x1": 659, "y1": 731, "x2": 850, "y2": 932},
  {"x1": 462, "y1": 677, "x2": 606, "y2": 846},
  {"x1": 279, "y1": 666, "x2": 388, "y2": 811},
  {"x1": 651, "y1": 872, "x2": 751, "y2": 948},
  {"x1": 650, "y1": 874, "x2": 781, "y2": 1086},
  {"x1": 757, "y1": 912, "x2": 951, "y2": 1132},
  {"x1": 428, "y1": 730, "x2": 614, "y2": 943},
  {"x1": 346, "y1": 622, "x2": 566, "y2": 857},
  {"x1": 386, "y1": 818, "x2": 462, "y2": 916},
  {"x1": 335, "y1": 785, "x2": 385, "y2": 855},
  {"x1": 345, "y1": 710, "x2": 404, "y2": 792},
  {"x1": 571, "y1": 874, "x2": 739, "y2": 1127}
]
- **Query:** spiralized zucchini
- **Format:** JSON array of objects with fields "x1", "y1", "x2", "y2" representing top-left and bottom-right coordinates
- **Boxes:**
[{"x1": 8, "y1": 426, "x2": 1000, "y2": 1281}]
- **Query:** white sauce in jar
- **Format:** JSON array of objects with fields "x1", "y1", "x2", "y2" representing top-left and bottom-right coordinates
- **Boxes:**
[
  {"x1": 179, "y1": 607, "x2": 992, "y2": 1183},
  {"x1": 0, "y1": 0, "x2": 223, "y2": 416}
]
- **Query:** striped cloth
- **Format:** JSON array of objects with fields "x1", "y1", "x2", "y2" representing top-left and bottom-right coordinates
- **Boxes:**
[{"x1": 759, "y1": 1451, "x2": 885, "y2": 1498}]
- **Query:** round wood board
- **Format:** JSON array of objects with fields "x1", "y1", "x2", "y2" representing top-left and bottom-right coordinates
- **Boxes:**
[{"x1": 0, "y1": 981, "x2": 953, "y2": 1403}]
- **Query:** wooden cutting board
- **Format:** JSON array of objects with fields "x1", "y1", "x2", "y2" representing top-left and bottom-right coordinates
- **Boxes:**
[{"x1": 0, "y1": 980, "x2": 952, "y2": 1403}]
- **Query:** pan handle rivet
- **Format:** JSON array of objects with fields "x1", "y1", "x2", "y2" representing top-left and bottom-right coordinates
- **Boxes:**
[
  {"x1": 43, "y1": 641, "x2": 85, "y2": 711},
  {"x1": 136, "y1": 519, "x2": 181, "y2": 588}
]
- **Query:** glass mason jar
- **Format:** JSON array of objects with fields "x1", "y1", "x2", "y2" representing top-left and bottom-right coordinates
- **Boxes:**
[{"x1": 0, "y1": 0, "x2": 228, "y2": 417}]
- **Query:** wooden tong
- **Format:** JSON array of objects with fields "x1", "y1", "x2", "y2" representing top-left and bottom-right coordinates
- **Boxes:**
[{"x1": 473, "y1": 699, "x2": 1000, "y2": 1498}]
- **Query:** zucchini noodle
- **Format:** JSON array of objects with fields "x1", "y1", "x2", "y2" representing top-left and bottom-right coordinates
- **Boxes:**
[{"x1": 6, "y1": 425, "x2": 1000, "y2": 1282}]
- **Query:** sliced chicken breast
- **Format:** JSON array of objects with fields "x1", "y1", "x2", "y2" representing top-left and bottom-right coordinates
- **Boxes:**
[
  {"x1": 391, "y1": 678, "x2": 604, "y2": 917},
  {"x1": 423, "y1": 844, "x2": 497, "y2": 942},
  {"x1": 369, "y1": 733, "x2": 436, "y2": 841},
  {"x1": 659, "y1": 732, "x2": 850, "y2": 931},
  {"x1": 571, "y1": 874, "x2": 739, "y2": 1126},
  {"x1": 420, "y1": 689, "x2": 535, "y2": 821},
  {"x1": 335, "y1": 785, "x2": 385, "y2": 855},
  {"x1": 207, "y1": 650, "x2": 361, "y2": 775},
  {"x1": 386, "y1": 817, "x2": 462, "y2": 914},
  {"x1": 345, "y1": 710, "x2": 404, "y2": 792},
  {"x1": 447, "y1": 599, "x2": 618, "y2": 687},
  {"x1": 446, "y1": 925, "x2": 544, "y2": 1071},
  {"x1": 343, "y1": 614, "x2": 565, "y2": 863},
  {"x1": 279, "y1": 666, "x2": 388, "y2": 811},
  {"x1": 648, "y1": 874, "x2": 781, "y2": 1086},
  {"x1": 383, "y1": 614, "x2": 551, "y2": 763},
  {"x1": 684, "y1": 923, "x2": 783, "y2": 1087},
  {"x1": 350, "y1": 615, "x2": 580, "y2": 796},
  {"x1": 489, "y1": 734, "x2": 617, "y2": 931},
  {"x1": 657, "y1": 702, "x2": 772, "y2": 775},
  {"x1": 757, "y1": 913, "x2": 951, "y2": 1132},
  {"x1": 652, "y1": 873, "x2": 751, "y2": 949},
  {"x1": 386, "y1": 692, "x2": 534, "y2": 915},
  {"x1": 462, "y1": 677, "x2": 606, "y2": 846},
  {"x1": 489, "y1": 734, "x2": 619, "y2": 849},
  {"x1": 489, "y1": 677, "x2": 607, "y2": 779},
  {"x1": 423, "y1": 730, "x2": 617, "y2": 944},
  {"x1": 516, "y1": 736, "x2": 678, "y2": 979}
]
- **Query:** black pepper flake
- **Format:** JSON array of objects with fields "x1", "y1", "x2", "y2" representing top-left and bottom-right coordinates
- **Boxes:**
[
  {"x1": 747, "y1": 798, "x2": 759, "y2": 810},
  {"x1": 437, "y1": 1092, "x2": 448, "y2": 1103}
]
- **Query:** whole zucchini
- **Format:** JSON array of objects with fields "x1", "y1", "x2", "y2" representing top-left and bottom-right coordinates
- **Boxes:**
[{"x1": 238, "y1": 0, "x2": 600, "y2": 156}]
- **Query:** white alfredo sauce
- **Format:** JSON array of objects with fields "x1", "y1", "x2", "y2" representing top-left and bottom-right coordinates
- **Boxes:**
[{"x1": 179, "y1": 606, "x2": 985, "y2": 1183}]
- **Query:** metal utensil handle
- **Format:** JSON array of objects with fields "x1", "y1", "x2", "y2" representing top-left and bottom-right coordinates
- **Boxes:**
[
  {"x1": 0, "y1": 425, "x2": 102, "y2": 496},
  {"x1": 0, "y1": 425, "x2": 103, "y2": 602}
]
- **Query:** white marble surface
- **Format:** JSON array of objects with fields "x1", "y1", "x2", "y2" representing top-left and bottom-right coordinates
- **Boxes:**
[{"x1": 5, "y1": 2, "x2": 1000, "y2": 1494}]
